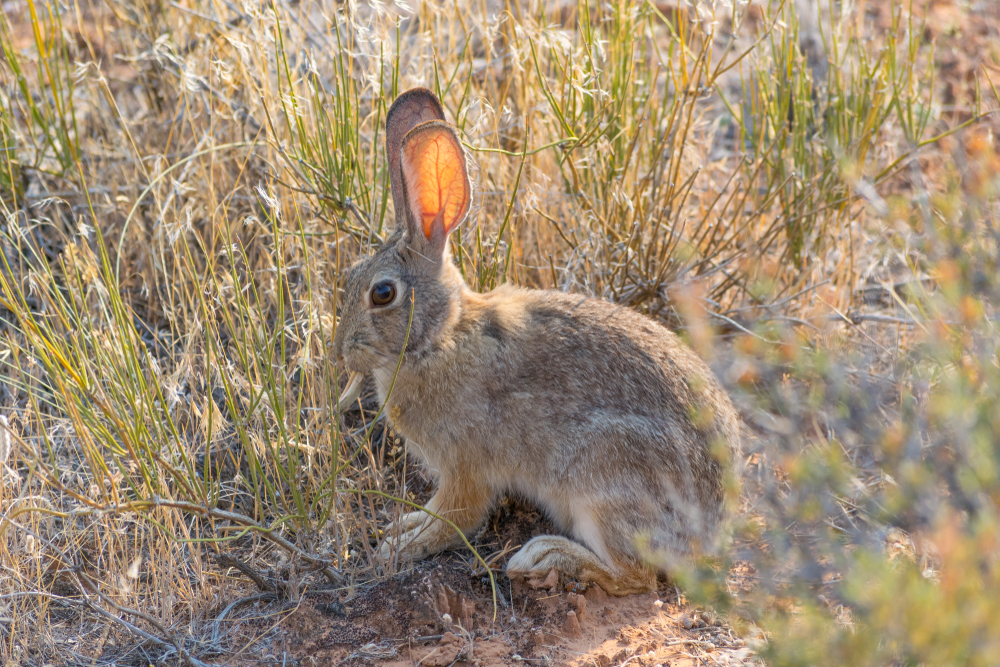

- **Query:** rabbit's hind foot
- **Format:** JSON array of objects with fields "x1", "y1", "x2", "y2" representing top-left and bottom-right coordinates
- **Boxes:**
[{"x1": 506, "y1": 535, "x2": 656, "y2": 597}]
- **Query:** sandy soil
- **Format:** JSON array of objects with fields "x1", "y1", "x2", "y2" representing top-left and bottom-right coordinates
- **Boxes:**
[
  {"x1": 272, "y1": 560, "x2": 753, "y2": 667},
  {"x1": 227, "y1": 494, "x2": 755, "y2": 667}
]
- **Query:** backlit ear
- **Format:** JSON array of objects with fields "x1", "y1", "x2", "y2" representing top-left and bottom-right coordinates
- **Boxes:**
[
  {"x1": 385, "y1": 88, "x2": 445, "y2": 229},
  {"x1": 399, "y1": 121, "x2": 471, "y2": 249}
]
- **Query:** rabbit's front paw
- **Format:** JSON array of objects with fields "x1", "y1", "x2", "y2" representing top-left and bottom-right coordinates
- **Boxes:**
[
  {"x1": 379, "y1": 529, "x2": 423, "y2": 561},
  {"x1": 379, "y1": 513, "x2": 443, "y2": 562},
  {"x1": 384, "y1": 510, "x2": 428, "y2": 535}
]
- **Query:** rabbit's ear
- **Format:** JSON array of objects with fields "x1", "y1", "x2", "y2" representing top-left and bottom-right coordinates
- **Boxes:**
[
  {"x1": 385, "y1": 88, "x2": 445, "y2": 229},
  {"x1": 399, "y1": 121, "x2": 471, "y2": 258}
]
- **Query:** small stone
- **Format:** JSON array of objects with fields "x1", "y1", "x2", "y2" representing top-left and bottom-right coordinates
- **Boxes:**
[
  {"x1": 461, "y1": 599, "x2": 476, "y2": 629},
  {"x1": 595, "y1": 655, "x2": 611, "y2": 667},
  {"x1": 440, "y1": 631, "x2": 457, "y2": 645},
  {"x1": 585, "y1": 584, "x2": 609, "y2": 604},
  {"x1": 569, "y1": 592, "x2": 587, "y2": 620},
  {"x1": 682, "y1": 616, "x2": 694, "y2": 630},
  {"x1": 565, "y1": 610, "x2": 582, "y2": 637},
  {"x1": 653, "y1": 599, "x2": 663, "y2": 608},
  {"x1": 527, "y1": 567, "x2": 560, "y2": 591},
  {"x1": 438, "y1": 589, "x2": 452, "y2": 615},
  {"x1": 541, "y1": 568, "x2": 559, "y2": 592}
]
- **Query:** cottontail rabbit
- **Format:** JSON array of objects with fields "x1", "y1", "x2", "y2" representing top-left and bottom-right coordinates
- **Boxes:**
[{"x1": 333, "y1": 88, "x2": 741, "y2": 596}]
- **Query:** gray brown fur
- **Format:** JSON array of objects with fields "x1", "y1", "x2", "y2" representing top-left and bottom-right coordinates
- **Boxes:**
[{"x1": 333, "y1": 88, "x2": 741, "y2": 596}]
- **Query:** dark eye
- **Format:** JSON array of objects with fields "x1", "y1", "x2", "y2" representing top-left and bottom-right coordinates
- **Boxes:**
[{"x1": 370, "y1": 281, "x2": 396, "y2": 307}]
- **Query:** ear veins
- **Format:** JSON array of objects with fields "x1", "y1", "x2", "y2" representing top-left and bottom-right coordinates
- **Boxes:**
[{"x1": 400, "y1": 124, "x2": 471, "y2": 241}]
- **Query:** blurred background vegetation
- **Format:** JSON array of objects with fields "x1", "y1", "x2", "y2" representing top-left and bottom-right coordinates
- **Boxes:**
[{"x1": 1, "y1": 0, "x2": 999, "y2": 663}]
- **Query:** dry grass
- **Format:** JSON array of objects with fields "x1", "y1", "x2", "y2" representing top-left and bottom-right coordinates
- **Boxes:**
[{"x1": 1, "y1": 0, "x2": 998, "y2": 663}]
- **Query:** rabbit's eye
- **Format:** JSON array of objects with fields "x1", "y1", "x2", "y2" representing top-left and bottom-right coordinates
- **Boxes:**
[{"x1": 370, "y1": 281, "x2": 397, "y2": 307}]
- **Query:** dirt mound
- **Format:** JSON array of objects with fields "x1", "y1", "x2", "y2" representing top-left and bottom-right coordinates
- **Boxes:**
[{"x1": 275, "y1": 555, "x2": 752, "y2": 667}]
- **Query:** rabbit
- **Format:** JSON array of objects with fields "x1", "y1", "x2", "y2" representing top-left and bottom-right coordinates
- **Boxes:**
[{"x1": 332, "y1": 88, "x2": 741, "y2": 596}]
